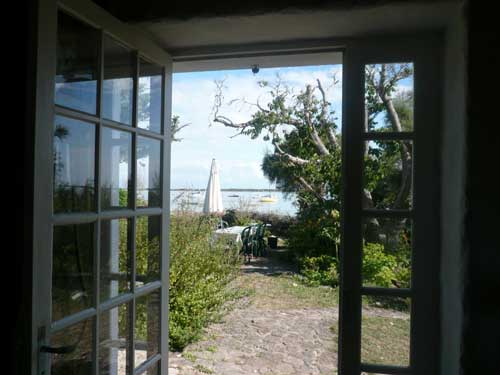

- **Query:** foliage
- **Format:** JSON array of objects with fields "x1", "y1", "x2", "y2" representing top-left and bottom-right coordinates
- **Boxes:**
[
  {"x1": 299, "y1": 255, "x2": 339, "y2": 287},
  {"x1": 167, "y1": 213, "x2": 241, "y2": 350},
  {"x1": 287, "y1": 205, "x2": 340, "y2": 260},
  {"x1": 212, "y1": 65, "x2": 414, "y2": 255},
  {"x1": 221, "y1": 208, "x2": 254, "y2": 227},
  {"x1": 362, "y1": 243, "x2": 398, "y2": 288}
]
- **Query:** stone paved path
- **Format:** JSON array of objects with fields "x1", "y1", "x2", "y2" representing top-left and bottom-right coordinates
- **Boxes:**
[
  {"x1": 168, "y1": 251, "x2": 340, "y2": 375},
  {"x1": 168, "y1": 250, "x2": 408, "y2": 375}
]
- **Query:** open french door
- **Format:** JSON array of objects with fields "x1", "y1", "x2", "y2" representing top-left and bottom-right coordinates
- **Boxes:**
[
  {"x1": 32, "y1": 1, "x2": 172, "y2": 374},
  {"x1": 339, "y1": 36, "x2": 442, "y2": 375}
]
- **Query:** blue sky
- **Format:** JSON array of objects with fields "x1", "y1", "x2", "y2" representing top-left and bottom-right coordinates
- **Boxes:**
[{"x1": 171, "y1": 65, "x2": 343, "y2": 189}]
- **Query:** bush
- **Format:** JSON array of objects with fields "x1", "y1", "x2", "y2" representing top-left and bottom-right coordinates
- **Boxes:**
[
  {"x1": 287, "y1": 208, "x2": 340, "y2": 260},
  {"x1": 362, "y1": 242, "x2": 397, "y2": 287},
  {"x1": 299, "y1": 255, "x2": 339, "y2": 287},
  {"x1": 167, "y1": 213, "x2": 241, "y2": 350}
]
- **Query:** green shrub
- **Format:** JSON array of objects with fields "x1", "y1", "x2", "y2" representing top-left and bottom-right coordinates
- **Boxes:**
[
  {"x1": 132, "y1": 212, "x2": 241, "y2": 351},
  {"x1": 168, "y1": 213, "x2": 241, "y2": 350},
  {"x1": 299, "y1": 255, "x2": 339, "y2": 287},
  {"x1": 287, "y1": 208, "x2": 340, "y2": 260},
  {"x1": 362, "y1": 242, "x2": 397, "y2": 287}
]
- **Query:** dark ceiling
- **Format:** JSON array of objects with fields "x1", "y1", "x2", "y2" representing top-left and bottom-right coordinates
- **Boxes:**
[{"x1": 92, "y1": 0, "x2": 440, "y2": 23}]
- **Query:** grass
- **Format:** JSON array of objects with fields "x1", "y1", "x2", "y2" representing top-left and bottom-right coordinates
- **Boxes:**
[
  {"x1": 361, "y1": 315, "x2": 410, "y2": 366},
  {"x1": 193, "y1": 364, "x2": 215, "y2": 374},
  {"x1": 330, "y1": 314, "x2": 410, "y2": 371},
  {"x1": 234, "y1": 271, "x2": 338, "y2": 309},
  {"x1": 182, "y1": 352, "x2": 197, "y2": 362}
]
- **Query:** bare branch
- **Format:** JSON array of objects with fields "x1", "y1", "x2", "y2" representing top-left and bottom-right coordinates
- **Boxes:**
[{"x1": 273, "y1": 140, "x2": 310, "y2": 166}]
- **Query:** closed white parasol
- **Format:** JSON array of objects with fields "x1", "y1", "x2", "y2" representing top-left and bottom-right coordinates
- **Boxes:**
[{"x1": 203, "y1": 159, "x2": 224, "y2": 214}]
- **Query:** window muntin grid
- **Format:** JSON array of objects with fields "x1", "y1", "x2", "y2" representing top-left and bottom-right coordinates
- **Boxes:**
[
  {"x1": 50, "y1": 10, "x2": 166, "y2": 374},
  {"x1": 359, "y1": 62, "x2": 415, "y2": 372}
]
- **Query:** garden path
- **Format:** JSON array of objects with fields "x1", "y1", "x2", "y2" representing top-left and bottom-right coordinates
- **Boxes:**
[{"x1": 168, "y1": 249, "x2": 408, "y2": 375}]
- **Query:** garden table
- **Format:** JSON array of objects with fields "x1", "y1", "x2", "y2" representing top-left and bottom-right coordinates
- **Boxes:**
[{"x1": 212, "y1": 225, "x2": 247, "y2": 248}]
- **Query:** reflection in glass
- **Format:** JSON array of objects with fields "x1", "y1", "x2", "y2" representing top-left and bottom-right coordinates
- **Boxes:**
[
  {"x1": 136, "y1": 137, "x2": 161, "y2": 208},
  {"x1": 103, "y1": 36, "x2": 134, "y2": 125},
  {"x1": 134, "y1": 290, "x2": 160, "y2": 368},
  {"x1": 100, "y1": 219, "x2": 131, "y2": 302},
  {"x1": 363, "y1": 140, "x2": 413, "y2": 210},
  {"x1": 365, "y1": 63, "x2": 414, "y2": 132},
  {"x1": 55, "y1": 11, "x2": 99, "y2": 114},
  {"x1": 361, "y1": 299, "x2": 410, "y2": 366},
  {"x1": 53, "y1": 115, "x2": 96, "y2": 213},
  {"x1": 138, "y1": 59, "x2": 162, "y2": 133},
  {"x1": 51, "y1": 318, "x2": 94, "y2": 375},
  {"x1": 52, "y1": 224, "x2": 94, "y2": 322},
  {"x1": 363, "y1": 218, "x2": 412, "y2": 288},
  {"x1": 99, "y1": 304, "x2": 130, "y2": 375},
  {"x1": 101, "y1": 128, "x2": 132, "y2": 209},
  {"x1": 139, "y1": 361, "x2": 159, "y2": 375},
  {"x1": 135, "y1": 216, "x2": 161, "y2": 287}
]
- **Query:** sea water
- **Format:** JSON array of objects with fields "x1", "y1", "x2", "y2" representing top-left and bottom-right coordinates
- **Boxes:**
[{"x1": 171, "y1": 190, "x2": 297, "y2": 216}]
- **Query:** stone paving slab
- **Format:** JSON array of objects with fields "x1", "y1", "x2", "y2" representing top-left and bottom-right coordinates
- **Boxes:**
[{"x1": 169, "y1": 305, "x2": 339, "y2": 375}]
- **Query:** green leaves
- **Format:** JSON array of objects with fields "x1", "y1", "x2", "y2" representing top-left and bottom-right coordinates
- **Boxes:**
[{"x1": 167, "y1": 213, "x2": 241, "y2": 350}]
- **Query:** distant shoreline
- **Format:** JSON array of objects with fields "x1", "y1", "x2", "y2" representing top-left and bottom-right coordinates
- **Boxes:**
[{"x1": 171, "y1": 188, "x2": 281, "y2": 192}]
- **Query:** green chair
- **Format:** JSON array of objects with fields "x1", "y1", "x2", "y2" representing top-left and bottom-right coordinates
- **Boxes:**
[
  {"x1": 253, "y1": 223, "x2": 268, "y2": 257},
  {"x1": 240, "y1": 225, "x2": 254, "y2": 262}
]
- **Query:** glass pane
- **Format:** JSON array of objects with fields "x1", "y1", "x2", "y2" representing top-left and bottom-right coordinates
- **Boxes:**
[
  {"x1": 51, "y1": 318, "x2": 94, "y2": 375},
  {"x1": 103, "y1": 36, "x2": 134, "y2": 125},
  {"x1": 136, "y1": 137, "x2": 161, "y2": 208},
  {"x1": 363, "y1": 218, "x2": 412, "y2": 288},
  {"x1": 138, "y1": 59, "x2": 162, "y2": 133},
  {"x1": 101, "y1": 128, "x2": 132, "y2": 210},
  {"x1": 52, "y1": 224, "x2": 94, "y2": 322},
  {"x1": 363, "y1": 140, "x2": 413, "y2": 209},
  {"x1": 100, "y1": 219, "x2": 132, "y2": 301},
  {"x1": 55, "y1": 11, "x2": 99, "y2": 114},
  {"x1": 99, "y1": 304, "x2": 130, "y2": 375},
  {"x1": 365, "y1": 63, "x2": 414, "y2": 132},
  {"x1": 361, "y1": 298, "x2": 411, "y2": 366},
  {"x1": 138, "y1": 361, "x2": 159, "y2": 375},
  {"x1": 135, "y1": 216, "x2": 161, "y2": 287},
  {"x1": 135, "y1": 290, "x2": 160, "y2": 368},
  {"x1": 54, "y1": 115, "x2": 96, "y2": 213}
]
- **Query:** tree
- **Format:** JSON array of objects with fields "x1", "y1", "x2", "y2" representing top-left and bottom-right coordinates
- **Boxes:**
[
  {"x1": 212, "y1": 64, "x2": 413, "y2": 251},
  {"x1": 171, "y1": 115, "x2": 189, "y2": 143}
]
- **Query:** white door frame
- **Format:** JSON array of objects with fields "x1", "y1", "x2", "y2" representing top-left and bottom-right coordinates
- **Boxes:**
[
  {"x1": 32, "y1": 1, "x2": 442, "y2": 373},
  {"x1": 32, "y1": 1, "x2": 172, "y2": 374}
]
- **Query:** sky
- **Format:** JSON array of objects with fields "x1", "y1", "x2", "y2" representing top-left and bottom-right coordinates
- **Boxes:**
[{"x1": 171, "y1": 64, "x2": 343, "y2": 189}]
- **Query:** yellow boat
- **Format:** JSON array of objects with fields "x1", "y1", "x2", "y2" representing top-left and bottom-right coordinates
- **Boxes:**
[{"x1": 259, "y1": 195, "x2": 277, "y2": 203}]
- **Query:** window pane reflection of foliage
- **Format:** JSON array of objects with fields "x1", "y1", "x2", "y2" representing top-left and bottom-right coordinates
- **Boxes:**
[
  {"x1": 99, "y1": 304, "x2": 130, "y2": 375},
  {"x1": 134, "y1": 290, "x2": 160, "y2": 368},
  {"x1": 100, "y1": 219, "x2": 132, "y2": 302},
  {"x1": 53, "y1": 115, "x2": 96, "y2": 213},
  {"x1": 52, "y1": 223, "x2": 94, "y2": 321},
  {"x1": 136, "y1": 137, "x2": 161, "y2": 208},
  {"x1": 51, "y1": 318, "x2": 94, "y2": 375},
  {"x1": 103, "y1": 35, "x2": 134, "y2": 125},
  {"x1": 135, "y1": 216, "x2": 161, "y2": 287},
  {"x1": 55, "y1": 11, "x2": 99, "y2": 114},
  {"x1": 138, "y1": 59, "x2": 162, "y2": 134}
]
